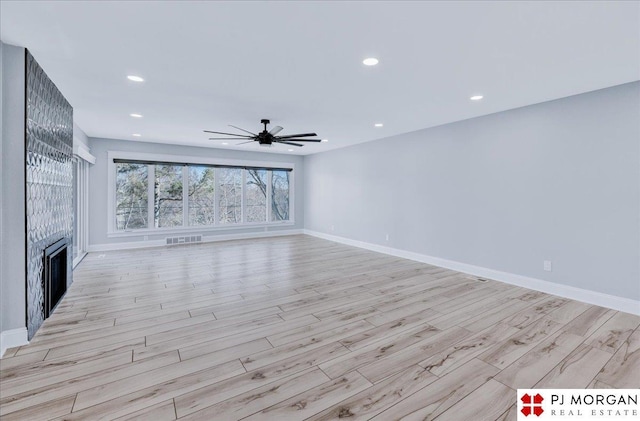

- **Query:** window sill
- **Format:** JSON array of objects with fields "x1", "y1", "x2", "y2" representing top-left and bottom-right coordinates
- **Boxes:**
[{"x1": 107, "y1": 221, "x2": 295, "y2": 238}]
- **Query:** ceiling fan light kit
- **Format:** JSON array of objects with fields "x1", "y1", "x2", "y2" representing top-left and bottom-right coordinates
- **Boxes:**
[{"x1": 204, "y1": 119, "x2": 322, "y2": 148}]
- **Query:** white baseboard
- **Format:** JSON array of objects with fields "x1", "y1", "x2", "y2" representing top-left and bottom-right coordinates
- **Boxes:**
[
  {"x1": 88, "y1": 229, "x2": 305, "y2": 252},
  {"x1": 304, "y1": 230, "x2": 640, "y2": 316},
  {"x1": 1, "y1": 328, "x2": 28, "y2": 358}
]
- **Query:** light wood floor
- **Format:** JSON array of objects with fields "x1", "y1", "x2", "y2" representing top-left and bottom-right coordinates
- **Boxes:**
[{"x1": 1, "y1": 235, "x2": 638, "y2": 420}]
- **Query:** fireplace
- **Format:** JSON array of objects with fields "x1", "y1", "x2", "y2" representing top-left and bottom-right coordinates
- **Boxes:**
[{"x1": 43, "y1": 238, "x2": 68, "y2": 318}]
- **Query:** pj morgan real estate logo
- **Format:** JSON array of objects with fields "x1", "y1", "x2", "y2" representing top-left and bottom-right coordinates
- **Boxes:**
[{"x1": 517, "y1": 389, "x2": 639, "y2": 420}]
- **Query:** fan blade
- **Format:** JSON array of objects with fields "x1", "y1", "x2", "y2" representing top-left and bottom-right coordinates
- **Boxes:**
[
  {"x1": 276, "y1": 138, "x2": 321, "y2": 142},
  {"x1": 276, "y1": 133, "x2": 317, "y2": 139},
  {"x1": 229, "y1": 125, "x2": 257, "y2": 136},
  {"x1": 269, "y1": 125, "x2": 283, "y2": 135},
  {"x1": 276, "y1": 140, "x2": 303, "y2": 147},
  {"x1": 208, "y1": 137, "x2": 253, "y2": 140},
  {"x1": 204, "y1": 130, "x2": 252, "y2": 138}
]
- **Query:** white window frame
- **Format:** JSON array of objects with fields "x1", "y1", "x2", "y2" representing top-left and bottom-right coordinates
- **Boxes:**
[
  {"x1": 73, "y1": 153, "x2": 93, "y2": 268},
  {"x1": 107, "y1": 151, "x2": 295, "y2": 237}
]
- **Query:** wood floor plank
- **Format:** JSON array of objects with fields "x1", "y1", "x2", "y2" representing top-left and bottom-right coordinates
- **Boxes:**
[
  {"x1": 562, "y1": 306, "x2": 615, "y2": 337},
  {"x1": 433, "y1": 379, "x2": 514, "y2": 421},
  {"x1": 306, "y1": 365, "x2": 438, "y2": 421},
  {"x1": 173, "y1": 342, "x2": 350, "y2": 417},
  {"x1": 419, "y1": 322, "x2": 520, "y2": 377},
  {"x1": 58, "y1": 360, "x2": 244, "y2": 420},
  {"x1": 479, "y1": 317, "x2": 562, "y2": 370},
  {"x1": 176, "y1": 368, "x2": 329, "y2": 420},
  {"x1": 340, "y1": 308, "x2": 440, "y2": 351},
  {"x1": 241, "y1": 370, "x2": 372, "y2": 421},
  {"x1": 176, "y1": 314, "x2": 319, "y2": 361},
  {"x1": 0, "y1": 351, "x2": 179, "y2": 416},
  {"x1": 494, "y1": 330, "x2": 584, "y2": 389},
  {"x1": 357, "y1": 326, "x2": 471, "y2": 384},
  {"x1": 241, "y1": 320, "x2": 372, "y2": 371},
  {"x1": 0, "y1": 350, "x2": 49, "y2": 373},
  {"x1": 319, "y1": 324, "x2": 440, "y2": 379},
  {"x1": 534, "y1": 344, "x2": 613, "y2": 388},
  {"x1": 583, "y1": 311, "x2": 640, "y2": 353},
  {"x1": 370, "y1": 358, "x2": 499, "y2": 421},
  {"x1": 0, "y1": 395, "x2": 76, "y2": 421},
  {"x1": 112, "y1": 400, "x2": 177, "y2": 421},
  {"x1": 594, "y1": 326, "x2": 640, "y2": 388},
  {"x1": 1, "y1": 351, "x2": 133, "y2": 398}
]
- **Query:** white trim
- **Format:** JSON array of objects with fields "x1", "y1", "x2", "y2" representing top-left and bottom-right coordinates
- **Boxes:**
[
  {"x1": 108, "y1": 220, "x2": 294, "y2": 238},
  {"x1": 304, "y1": 230, "x2": 640, "y2": 316},
  {"x1": 1, "y1": 328, "x2": 28, "y2": 358},
  {"x1": 88, "y1": 229, "x2": 304, "y2": 252},
  {"x1": 107, "y1": 150, "x2": 295, "y2": 172},
  {"x1": 73, "y1": 142, "x2": 96, "y2": 164},
  {"x1": 73, "y1": 251, "x2": 88, "y2": 268}
]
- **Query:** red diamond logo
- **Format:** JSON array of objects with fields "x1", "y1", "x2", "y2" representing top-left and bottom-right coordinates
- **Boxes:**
[{"x1": 521, "y1": 393, "x2": 544, "y2": 417}]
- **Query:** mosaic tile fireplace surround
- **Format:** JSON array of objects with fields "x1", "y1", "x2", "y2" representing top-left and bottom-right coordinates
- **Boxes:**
[{"x1": 25, "y1": 51, "x2": 74, "y2": 339}]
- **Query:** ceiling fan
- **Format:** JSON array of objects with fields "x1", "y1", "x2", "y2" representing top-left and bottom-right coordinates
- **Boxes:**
[{"x1": 204, "y1": 119, "x2": 321, "y2": 147}]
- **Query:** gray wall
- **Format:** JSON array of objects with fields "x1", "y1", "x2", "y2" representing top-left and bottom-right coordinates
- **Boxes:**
[
  {"x1": 1, "y1": 43, "x2": 26, "y2": 333},
  {"x1": 73, "y1": 122, "x2": 90, "y2": 150},
  {"x1": 88, "y1": 138, "x2": 304, "y2": 246},
  {"x1": 305, "y1": 82, "x2": 640, "y2": 301}
]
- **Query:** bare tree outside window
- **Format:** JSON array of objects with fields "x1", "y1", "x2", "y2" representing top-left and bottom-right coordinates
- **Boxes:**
[
  {"x1": 115, "y1": 161, "x2": 291, "y2": 230},
  {"x1": 271, "y1": 170, "x2": 289, "y2": 221},
  {"x1": 188, "y1": 166, "x2": 215, "y2": 225},
  {"x1": 246, "y1": 169, "x2": 267, "y2": 222},
  {"x1": 154, "y1": 165, "x2": 183, "y2": 228},
  {"x1": 218, "y1": 168, "x2": 242, "y2": 224},
  {"x1": 116, "y1": 163, "x2": 148, "y2": 229}
]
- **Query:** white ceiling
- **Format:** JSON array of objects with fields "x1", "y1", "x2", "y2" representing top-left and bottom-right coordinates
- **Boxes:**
[{"x1": 1, "y1": 1, "x2": 638, "y2": 155}]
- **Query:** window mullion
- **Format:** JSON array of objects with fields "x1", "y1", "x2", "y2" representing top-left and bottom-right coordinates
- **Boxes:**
[
  {"x1": 214, "y1": 167, "x2": 219, "y2": 226},
  {"x1": 241, "y1": 169, "x2": 247, "y2": 224},
  {"x1": 266, "y1": 170, "x2": 272, "y2": 222},
  {"x1": 182, "y1": 166, "x2": 188, "y2": 227},
  {"x1": 83, "y1": 161, "x2": 88, "y2": 251},
  {"x1": 147, "y1": 165, "x2": 155, "y2": 229}
]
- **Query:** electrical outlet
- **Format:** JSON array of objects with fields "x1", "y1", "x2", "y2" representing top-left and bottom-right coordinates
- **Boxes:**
[
  {"x1": 544, "y1": 260, "x2": 552, "y2": 272},
  {"x1": 331, "y1": 225, "x2": 335, "y2": 232},
  {"x1": 385, "y1": 234, "x2": 390, "y2": 241}
]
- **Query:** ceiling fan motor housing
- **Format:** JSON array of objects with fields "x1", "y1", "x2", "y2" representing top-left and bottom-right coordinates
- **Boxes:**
[{"x1": 259, "y1": 119, "x2": 273, "y2": 144}]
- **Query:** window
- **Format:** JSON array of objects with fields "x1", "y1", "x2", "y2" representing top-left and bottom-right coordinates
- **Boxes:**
[
  {"x1": 188, "y1": 166, "x2": 215, "y2": 226},
  {"x1": 116, "y1": 163, "x2": 148, "y2": 230},
  {"x1": 110, "y1": 155, "x2": 293, "y2": 233},
  {"x1": 218, "y1": 168, "x2": 242, "y2": 224},
  {"x1": 154, "y1": 164, "x2": 183, "y2": 228},
  {"x1": 271, "y1": 170, "x2": 290, "y2": 221},
  {"x1": 246, "y1": 169, "x2": 267, "y2": 223}
]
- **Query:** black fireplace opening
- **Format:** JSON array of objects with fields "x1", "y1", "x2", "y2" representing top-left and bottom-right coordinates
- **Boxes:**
[{"x1": 43, "y1": 238, "x2": 68, "y2": 318}]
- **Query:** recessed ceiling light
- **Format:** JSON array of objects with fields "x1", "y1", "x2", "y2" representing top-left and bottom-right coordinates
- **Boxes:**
[
  {"x1": 221, "y1": 142, "x2": 228, "y2": 145},
  {"x1": 321, "y1": 139, "x2": 328, "y2": 142},
  {"x1": 363, "y1": 58, "x2": 379, "y2": 66},
  {"x1": 287, "y1": 149, "x2": 294, "y2": 152},
  {"x1": 130, "y1": 113, "x2": 143, "y2": 118},
  {"x1": 127, "y1": 75, "x2": 144, "y2": 82},
  {"x1": 470, "y1": 95, "x2": 484, "y2": 101},
  {"x1": 374, "y1": 123, "x2": 383, "y2": 127},
  {"x1": 132, "y1": 133, "x2": 141, "y2": 137}
]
